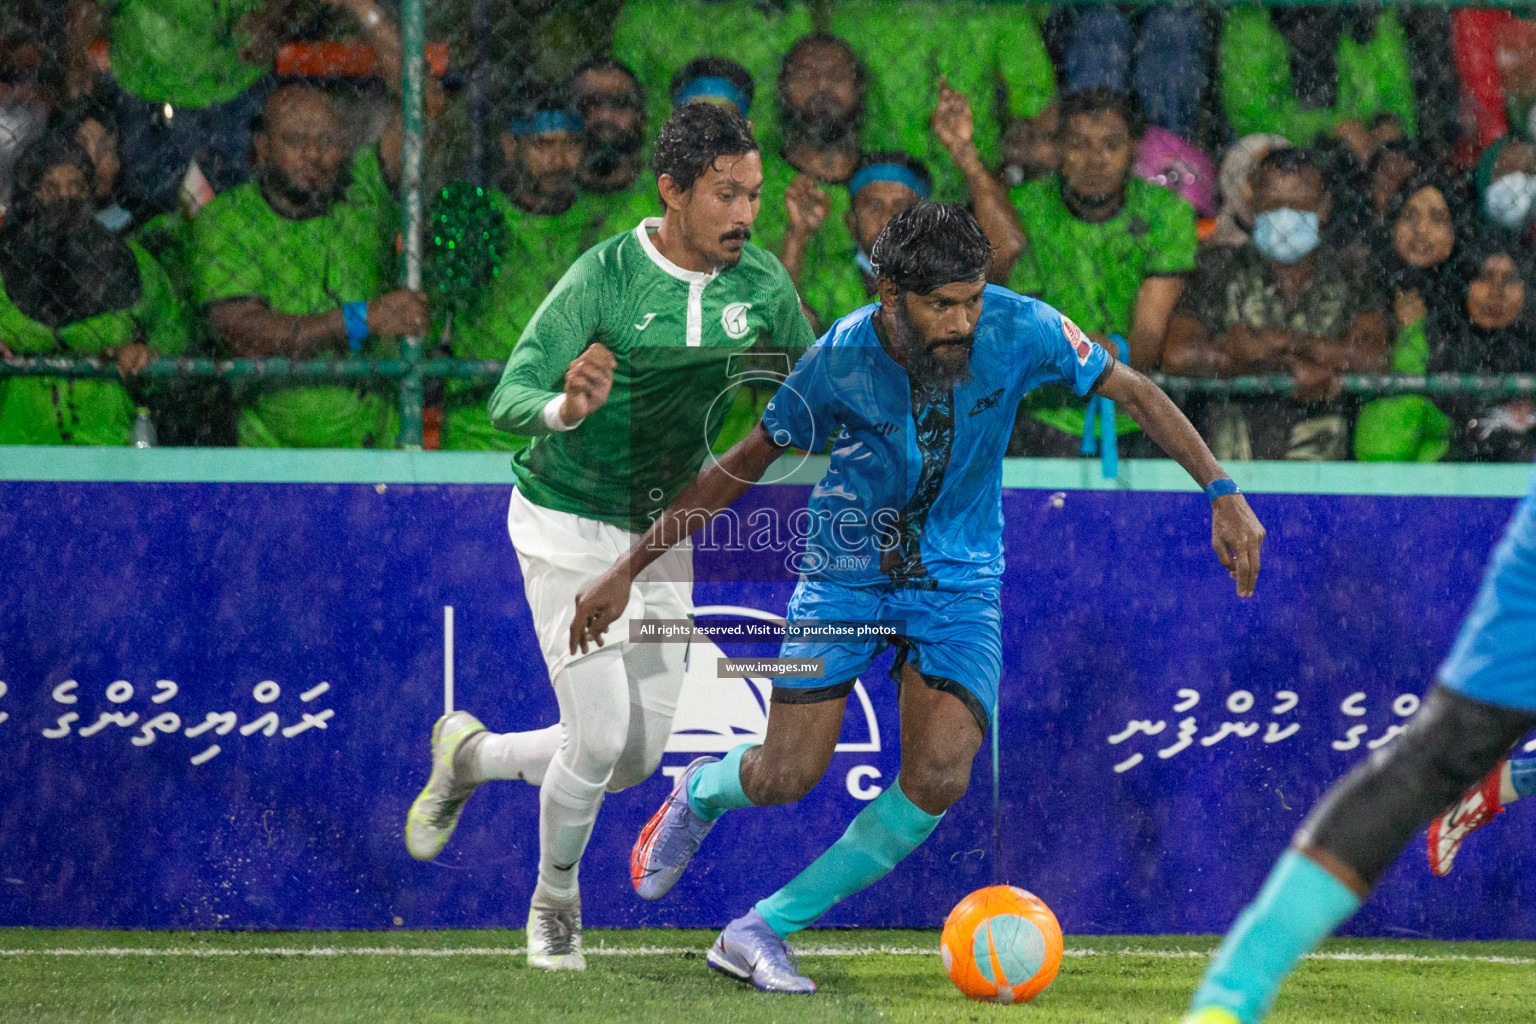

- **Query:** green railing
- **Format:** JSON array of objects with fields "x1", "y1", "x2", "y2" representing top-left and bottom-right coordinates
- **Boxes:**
[{"x1": 2, "y1": 354, "x2": 1532, "y2": 399}]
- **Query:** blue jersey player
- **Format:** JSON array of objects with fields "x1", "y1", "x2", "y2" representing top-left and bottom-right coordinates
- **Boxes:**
[
  {"x1": 571, "y1": 203, "x2": 1266, "y2": 994},
  {"x1": 1177, "y1": 472, "x2": 1536, "y2": 1024}
]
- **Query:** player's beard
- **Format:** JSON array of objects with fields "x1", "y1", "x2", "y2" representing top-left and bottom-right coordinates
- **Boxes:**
[
  {"x1": 895, "y1": 298, "x2": 975, "y2": 389},
  {"x1": 714, "y1": 227, "x2": 752, "y2": 269}
]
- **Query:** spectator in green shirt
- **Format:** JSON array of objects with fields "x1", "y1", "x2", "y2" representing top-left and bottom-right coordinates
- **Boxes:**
[
  {"x1": 1163, "y1": 147, "x2": 1390, "y2": 461},
  {"x1": 441, "y1": 92, "x2": 587, "y2": 451},
  {"x1": 570, "y1": 58, "x2": 656, "y2": 243},
  {"x1": 1006, "y1": 89, "x2": 1196, "y2": 456},
  {"x1": 759, "y1": 33, "x2": 866, "y2": 332},
  {"x1": 833, "y1": 0, "x2": 1055, "y2": 203},
  {"x1": 192, "y1": 82, "x2": 426, "y2": 448},
  {"x1": 1220, "y1": 7, "x2": 1416, "y2": 147},
  {"x1": 0, "y1": 132, "x2": 187, "y2": 445}
]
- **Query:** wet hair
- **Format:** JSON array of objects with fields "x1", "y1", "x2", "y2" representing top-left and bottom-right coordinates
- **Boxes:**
[
  {"x1": 1059, "y1": 87, "x2": 1145, "y2": 140},
  {"x1": 869, "y1": 202, "x2": 992, "y2": 295},
  {"x1": 670, "y1": 56, "x2": 755, "y2": 108},
  {"x1": 1253, "y1": 145, "x2": 1325, "y2": 193},
  {"x1": 776, "y1": 33, "x2": 867, "y2": 100},
  {"x1": 651, "y1": 101, "x2": 757, "y2": 193},
  {"x1": 852, "y1": 150, "x2": 933, "y2": 199}
]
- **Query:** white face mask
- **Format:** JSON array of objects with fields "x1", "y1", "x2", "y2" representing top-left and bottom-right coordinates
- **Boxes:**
[{"x1": 1483, "y1": 171, "x2": 1536, "y2": 229}]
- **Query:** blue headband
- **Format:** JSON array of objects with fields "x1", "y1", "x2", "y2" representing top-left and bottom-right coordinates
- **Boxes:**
[
  {"x1": 508, "y1": 109, "x2": 582, "y2": 136},
  {"x1": 850, "y1": 163, "x2": 930, "y2": 200},
  {"x1": 672, "y1": 76, "x2": 752, "y2": 116}
]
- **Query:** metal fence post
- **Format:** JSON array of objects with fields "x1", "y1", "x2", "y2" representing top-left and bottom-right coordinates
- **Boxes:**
[{"x1": 397, "y1": 0, "x2": 427, "y2": 449}]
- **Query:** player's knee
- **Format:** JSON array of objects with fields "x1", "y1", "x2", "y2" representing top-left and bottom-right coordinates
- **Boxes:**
[
  {"x1": 569, "y1": 718, "x2": 630, "y2": 779},
  {"x1": 604, "y1": 743, "x2": 665, "y2": 794},
  {"x1": 899, "y1": 754, "x2": 972, "y2": 812}
]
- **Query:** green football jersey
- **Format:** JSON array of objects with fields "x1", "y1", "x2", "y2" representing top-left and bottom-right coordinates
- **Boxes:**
[
  {"x1": 192, "y1": 146, "x2": 400, "y2": 449},
  {"x1": 489, "y1": 217, "x2": 815, "y2": 532},
  {"x1": 1007, "y1": 175, "x2": 1196, "y2": 436}
]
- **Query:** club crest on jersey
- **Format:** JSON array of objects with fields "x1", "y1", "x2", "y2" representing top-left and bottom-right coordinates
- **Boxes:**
[
  {"x1": 1062, "y1": 316, "x2": 1094, "y2": 366},
  {"x1": 721, "y1": 302, "x2": 752, "y2": 339}
]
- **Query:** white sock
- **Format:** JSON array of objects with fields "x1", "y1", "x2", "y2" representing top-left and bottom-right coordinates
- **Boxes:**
[
  {"x1": 470, "y1": 725, "x2": 563, "y2": 785},
  {"x1": 535, "y1": 649, "x2": 631, "y2": 900}
]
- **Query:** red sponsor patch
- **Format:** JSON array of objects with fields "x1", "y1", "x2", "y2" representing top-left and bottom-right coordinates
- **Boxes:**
[{"x1": 1061, "y1": 316, "x2": 1094, "y2": 366}]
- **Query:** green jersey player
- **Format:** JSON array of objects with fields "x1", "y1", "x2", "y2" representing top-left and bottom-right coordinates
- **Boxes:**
[{"x1": 404, "y1": 101, "x2": 814, "y2": 970}]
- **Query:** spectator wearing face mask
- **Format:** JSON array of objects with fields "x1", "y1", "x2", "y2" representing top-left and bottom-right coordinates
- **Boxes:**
[
  {"x1": 1207, "y1": 133, "x2": 1290, "y2": 249},
  {"x1": 0, "y1": 132, "x2": 187, "y2": 445},
  {"x1": 1163, "y1": 147, "x2": 1390, "y2": 461},
  {"x1": 1475, "y1": 135, "x2": 1536, "y2": 235},
  {"x1": 1355, "y1": 173, "x2": 1464, "y2": 462}
]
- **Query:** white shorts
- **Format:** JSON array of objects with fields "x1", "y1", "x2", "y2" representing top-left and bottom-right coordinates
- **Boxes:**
[{"x1": 507, "y1": 487, "x2": 693, "y2": 679}]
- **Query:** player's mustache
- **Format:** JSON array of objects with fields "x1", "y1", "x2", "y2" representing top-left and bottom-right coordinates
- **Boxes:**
[{"x1": 720, "y1": 228, "x2": 752, "y2": 243}]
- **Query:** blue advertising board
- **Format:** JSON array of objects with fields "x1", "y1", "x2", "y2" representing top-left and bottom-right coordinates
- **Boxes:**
[{"x1": 0, "y1": 451, "x2": 1531, "y2": 937}]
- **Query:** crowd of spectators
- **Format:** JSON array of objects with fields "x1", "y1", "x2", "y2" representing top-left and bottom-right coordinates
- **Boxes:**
[{"x1": 0, "y1": 0, "x2": 1534, "y2": 463}]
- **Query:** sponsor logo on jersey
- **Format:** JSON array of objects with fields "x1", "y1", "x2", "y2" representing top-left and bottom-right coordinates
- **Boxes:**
[
  {"x1": 721, "y1": 302, "x2": 752, "y2": 339},
  {"x1": 1062, "y1": 316, "x2": 1094, "y2": 366},
  {"x1": 634, "y1": 312, "x2": 657, "y2": 331},
  {"x1": 969, "y1": 387, "x2": 1005, "y2": 416}
]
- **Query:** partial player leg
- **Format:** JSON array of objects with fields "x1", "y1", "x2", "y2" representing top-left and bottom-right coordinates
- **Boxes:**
[
  {"x1": 1426, "y1": 754, "x2": 1536, "y2": 876},
  {"x1": 1185, "y1": 685, "x2": 1536, "y2": 1024},
  {"x1": 752, "y1": 665, "x2": 980, "y2": 935},
  {"x1": 605, "y1": 599, "x2": 688, "y2": 794},
  {"x1": 461, "y1": 724, "x2": 563, "y2": 786},
  {"x1": 528, "y1": 645, "x2": 634, "y2": 970},
  {"x1": 633, "y1": 693, "x2": 845, "y2": 902}
]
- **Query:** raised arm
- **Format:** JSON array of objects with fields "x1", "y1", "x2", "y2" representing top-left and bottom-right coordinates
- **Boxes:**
[
  {"x1": 1094, "y1": 360, "x2": 1267, "y2": 597},
  {"x1": 570, "y1": 424, "x2": 786, "y2": 653},
  {"x1": 932, "y1": 80, "x2": 1025, "y2": 283}
]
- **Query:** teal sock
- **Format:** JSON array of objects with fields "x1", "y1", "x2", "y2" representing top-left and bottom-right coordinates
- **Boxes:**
[
  {"x1": 1192, "y1": 850, "x2": 1362, "y2": 1023},
  {"x1": 755, "y1": 776, "x2": 941, "y2": 938},
  {"x1": 686, "y1": 743, "x2": 755, "y2": 822}
]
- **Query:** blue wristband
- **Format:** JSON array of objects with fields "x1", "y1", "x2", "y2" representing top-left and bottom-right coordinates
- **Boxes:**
[
  {"x1": 1205, "y1": 477, "x2": 1240, "y2": 501},
  {"x1": 342, "y1": 301, "x2": 369, "y2": 351}
]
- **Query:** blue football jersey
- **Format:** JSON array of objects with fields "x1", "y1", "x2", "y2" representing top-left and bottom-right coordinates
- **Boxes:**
[{"x1": 760, "y1": 284, "x2": 1111, "y2": 590}]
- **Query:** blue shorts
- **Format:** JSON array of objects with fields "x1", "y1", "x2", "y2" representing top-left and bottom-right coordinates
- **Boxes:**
[
  {"x1": 1440, "y1": 489, "x2": 1536, "y2": 711},
  {"x1": 772, "y1": 579, "x2": 1002, "y2": 732}
]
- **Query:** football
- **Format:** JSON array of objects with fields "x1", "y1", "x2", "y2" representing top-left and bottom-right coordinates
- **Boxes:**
[{"x1": 940, "y1": 885, "x2": 1064, "y2": 1004}]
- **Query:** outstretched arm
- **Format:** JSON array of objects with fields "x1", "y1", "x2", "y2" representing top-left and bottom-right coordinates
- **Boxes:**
[
  {"x1": 569, "y1": 424, "x2": 786, "y2": 653},
  {"x1": 1095, "y1": 360, "x2": 1267, "y2": 597}
]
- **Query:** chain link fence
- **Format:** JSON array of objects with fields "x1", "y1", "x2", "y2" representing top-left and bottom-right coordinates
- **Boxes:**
[{"x1": 1, "y1": 1, "x2": 1535, "y2": 462}]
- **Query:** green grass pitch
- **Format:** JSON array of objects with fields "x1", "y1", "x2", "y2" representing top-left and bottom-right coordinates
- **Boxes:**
[{"x1": 3, "y1": 929, "x2": 1533, "y2": 1022}]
